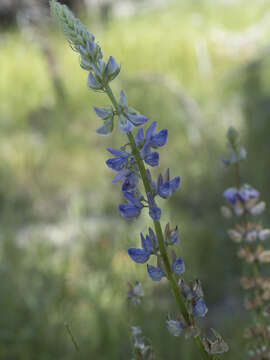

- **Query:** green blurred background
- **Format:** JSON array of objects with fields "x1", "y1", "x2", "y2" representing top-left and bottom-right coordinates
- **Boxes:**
[{"x1": 1, "y1": 0, "x2": 270, "y2": 359}]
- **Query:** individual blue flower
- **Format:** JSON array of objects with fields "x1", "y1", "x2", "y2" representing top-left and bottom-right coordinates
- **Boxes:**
[
  {"x1": 128, "y1": 248, "x2": 150, "y2": 264},
  {"x1": 87, "y1": 72, "x2": 103, "y2": 90},
  {"x1": 223, "y1": 187, "x2": 238, "y2": 204},
  {"x1": 121, "y1": 173, "x2": 139, "y2": 192},
  {"x1": 148, "y1": 227, "x2": 159, "y2": 250},
  {"x1": 146, "y1": 169, "x2": 157, "y2": 195},
  {"x1": 127, "y1": 110, "x2": 149, "y2": 126},
  {"x1": 147, "y1": 264, "x2": 165, "y2": 281},
  {"x1": 165, "y1": 224, "x2": 179, "y2": 245},
  {"x1": 145, "y1": 121, "x2": 168, "y2": 148},
  {"x1": 166, "y1": 320, "x2": 184, "y2": 336},
  {"x1": 112, "y1": 169, "x2": 131, "y2": 183},
  {"x1": 193, "y1": 298, "x2": 208, "y2": 318},
  {"x1": 147, "y1": 192, "x2": 161, "y2": 220},
  {"x1": 119, "y1": 191, "x2": 143, "y2": 219},
  {"x1": 172, "y1": 257, "x2": 185, "y2": 274},
  {"x1": 106, "y1": 148, "x2": 129, "y2": 171},
  {"x1": 96, "y1": 119, "x2": 113, "y2": 135},
  {"x1": 223, "y1": 185, "x2": 259, "y2": 204},
  {"x1": 238, "y1": 185, "x2": 259, "y2": 202},
  {"x1": 140, "y1": 141, "x2": 159, "y2": 167},
  {"x1": 104, "y1": 56, "x2": 120, "y2": 81},
  {"x1": 93, "y1": 106, "x2": 113, "y2": 120},
  {"x1": 119, "y1": 114, "x2": 134, "y2": 134},
  {"x1": 178, "y1": 279, "x2": 192, "y2": 300},
  {"x1": 158, "y1": 174, "x2": 180, "y2": 199},
  {"x1": 140, "y1": 233, "x2": 154, "y2": 254},
  {"x1": 136, "y1": 128, "x2": 144, "y2": 146}
]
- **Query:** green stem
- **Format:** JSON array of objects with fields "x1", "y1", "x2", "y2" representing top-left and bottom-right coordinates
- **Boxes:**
[{"x1": 104, "y1": 84, "x2": 213, "y2": 360}]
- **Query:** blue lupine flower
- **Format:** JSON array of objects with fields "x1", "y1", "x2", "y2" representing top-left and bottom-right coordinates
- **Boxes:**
[
  {"x1": 147, "y1": 264, "x2": 165, "y2": 281},
  {"x1": 158, "y1": 175, "x2": 180, "y2": 199},
  {"x1": 128, "y1": 248, "x2": 150, "y2": 263},
  {"x1": 118, "y1": 91, "x2": 149, "y2": 130},
  {"x1": 146, "y1": 169, "x2": 157, "y2": 195},
  {"x1": 112, "y1": 169, "x2": 131, "y2": 183},
  {"x1": 106, "y1": 148, "x2": 129, "y2": 171},
  {"x1": 150, "y1": 129, "x2": 168, "y2": 147},
  {"x1": 119, "y1": 191, "x2": 143, "y2": 219},
  {"x1": 136, "y1": 128, "x2": 144, "y2": 146},
  {"x1": 147, "y1": 192, "x2": 161, "y2": 220},
  {"x1": 172, "y1": 257, "x2": 185, "y2": 274},
  {"x1": 148, "y1": 227, "x2": 159, "y2": 250},
  {"x1": 149, "y1": 206, "x2": 161, "y2": 221},
  {"x1": 122, "y1": 173, "x2": 139, "y2": 192},
  {"x1": 105, "y1": 56, "x2": 120, "y2": 81},
  {"x1": 238, "y1": 185, "x2": 259, "y2": 202},
  {"x1": 96, "y1": 119, "x2": 113, "y2": 135},
  {"x1": 140, "y1": 233, "x2": 154, "y2": 254},
  {"x1": 119, "y1": 114, "x2": 134, "y2": 134},
  {"x1": 166, "y1": 320, "x2": 184, "y2": 336},
  {"x1": 223, "y1": 187, "x2": 238, "y2": 204},
  {"x1": 93, "y1": 106, "x2": 113, "y2": 119},
  {"x1": 145, "y1": 121, "x2": 168, "y2": 148},
  {"x1": 87, "y1": 72, "x2": 103, "y2": 90},
  {"x1": 165, "y1": 224, "x2": 179, "y2": 245},
  {"x1": 127, "y1": 111, "x2": 149, "y2": 126},
  {"x1": 223, "y1": 185, "x2": 259, "y2": 204},
  {"x1": 119, "y1": 204, "x2": 141, "y2": 218},
  {"x1": 178, "y1": 279, "x2": 192, "y2": 299},
  {"x1": 193, "y1": 298, "x2": 208, "y2": 317},
  {"x1": 140, "y1": 141, "x2": 159, "y2": 167}
]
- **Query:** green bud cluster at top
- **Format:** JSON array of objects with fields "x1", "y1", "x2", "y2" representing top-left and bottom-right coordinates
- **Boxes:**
[{"x1": 50, "y1": 1, "x2": 228, "y2": 359}]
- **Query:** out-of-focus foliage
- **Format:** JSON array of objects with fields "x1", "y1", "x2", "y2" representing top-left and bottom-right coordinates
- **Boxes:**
[{"x1": 0, "y1": 0, "x2": 270, "y2": 359}]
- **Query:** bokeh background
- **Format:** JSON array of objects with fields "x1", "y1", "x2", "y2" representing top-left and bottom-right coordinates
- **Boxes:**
[{"x1": 1, "y1": 0, "x2": 270, "y2": 359}]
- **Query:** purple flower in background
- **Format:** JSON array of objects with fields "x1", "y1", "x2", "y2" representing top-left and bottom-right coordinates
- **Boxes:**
[
  {"x1": 223, "y1": 187, "x2": 238, "y2": 204},
  {"x1": 166, "y1": 320, "x2": 184, "y2": 336},
  {"x1": 223, "y1": 185, "x2": 259, "y2": 204}
]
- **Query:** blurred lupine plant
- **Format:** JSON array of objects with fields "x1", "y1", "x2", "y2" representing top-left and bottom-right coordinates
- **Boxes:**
[
  {"x1": 221, "y1": 127, "x2": 270, "y2": 359},
  {"x1": 50, "y1": 1, "x2": 228, "y2": 358}
]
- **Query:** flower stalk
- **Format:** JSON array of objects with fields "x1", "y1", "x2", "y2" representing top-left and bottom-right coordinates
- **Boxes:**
[{"x1": 50, "y1": 1, "x2": 228, "y2": 358}]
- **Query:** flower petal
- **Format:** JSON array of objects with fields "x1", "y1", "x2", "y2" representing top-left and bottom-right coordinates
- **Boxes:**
[
  {"x1": 128, "y1": 248, "x2": 150, "y2": 263},
  {"x1": 147, "y1": 264, "x2": 165, "y2": 281}
]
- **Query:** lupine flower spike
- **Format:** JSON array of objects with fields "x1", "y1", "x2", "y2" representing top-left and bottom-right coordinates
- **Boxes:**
[
  {"x1": 221, "y1": 126, "x2": 270, "y2": 359},
  {"x1": 50, "y1": 1, "x2": 228, "y2": 358}
]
